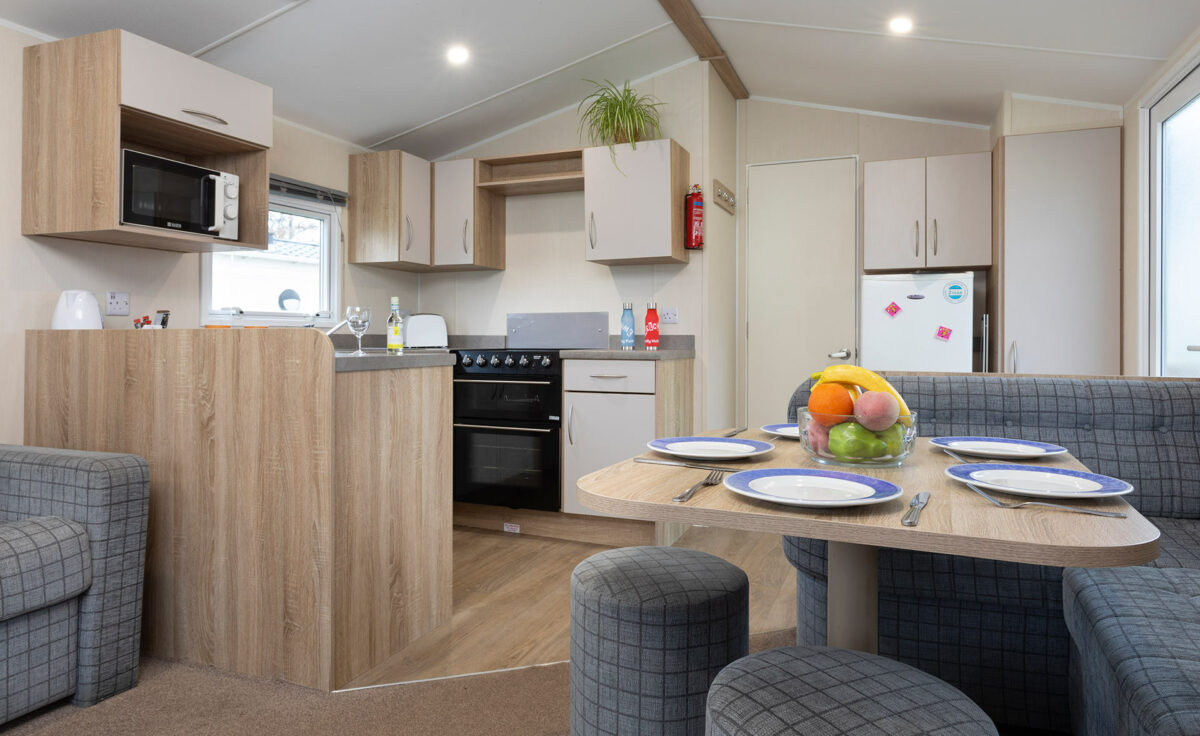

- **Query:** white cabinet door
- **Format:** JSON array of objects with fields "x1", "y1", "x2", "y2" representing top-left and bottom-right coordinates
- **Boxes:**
[
  {"x1": 562, "y1": 391, "x2": 656, "y2": 517},
  {"x1": 1002, "y1": 127, "x2": 1120, "y2": 375},
  {"x1": 399, "y1": 152, "x2": 431, "y2": 266},
  {"x1": 433, "y1": 159, "x2": 475, "y2": 266},
  {"x1": 583, "y1": 141, "x2": 673, "y2": 263},
  {"x1": 926, "y1": 152, "x2": 992, "y2": 268},
  {"x1": 864, "y1": 158, "x2": 926, "y2": 270},
  {"x1": 120, "y1": 31, "x2": 273, "y2": 148}
]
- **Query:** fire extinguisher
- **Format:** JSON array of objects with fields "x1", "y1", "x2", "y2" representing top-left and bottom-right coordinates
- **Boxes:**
[{"x1": 685, "y1": 184, "x2": 704, "y2": 250}]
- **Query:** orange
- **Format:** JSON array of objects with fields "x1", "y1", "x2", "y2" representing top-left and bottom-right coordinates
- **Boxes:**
[{"x1": 808, "y1": 383, "x2": 855, "y2": 427}]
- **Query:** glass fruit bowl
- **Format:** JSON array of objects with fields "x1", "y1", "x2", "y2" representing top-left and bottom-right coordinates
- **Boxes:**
[{"x1": 799, "y1": 411, "x2": 918, "y2": 468}]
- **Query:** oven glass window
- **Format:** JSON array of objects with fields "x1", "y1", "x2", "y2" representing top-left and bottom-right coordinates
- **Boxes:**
[
  {"x1": 454, "y1": 426, "x2": 560, "y2": 512},
  {"x1": 130, "y1": 164, "x2": 206, "y2": 225},
  {"x1": 453, "y1": 382, "x2": 557, "y2": 423}
]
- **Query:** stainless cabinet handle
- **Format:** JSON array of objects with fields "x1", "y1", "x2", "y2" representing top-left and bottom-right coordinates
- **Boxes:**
[
  {"x1": 404, "y1": 214, "x2": 413, "y2": 251},
  {"x1": 828, "y1": 348, "x2": 851, "y2": 360},
  {"x1": 932, "y1": 218, "x2": 938, "y2": 256},
  {"x1": 1010, "y1": 340, "x2": 1019, "y2": 373},
  {"x1": 588, "y1": 212, "x2": 597, "y2": 249},
  {"x1": 568, "y1": 406, "x2": 575, "y2": 445},
  {"x1": 914, "y1": 220, "x2": 920, "y2": 257},
  {"x1": 453, "y1": 423, "x2": 553, "y2": 434},
  {"x1": 588, "y1": 374, "x2": 629, "y2": 379},
  {"x1": 182, "y1": 108, "x2": 229, "y2": 126},
  {"x1": 462, "y1": 218, "x2": 470, "y2": 254}
]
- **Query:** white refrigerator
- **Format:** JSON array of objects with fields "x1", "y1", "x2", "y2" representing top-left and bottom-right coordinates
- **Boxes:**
[{"x1": 860, "y1": 272, "x2": 977, "y2": 372}]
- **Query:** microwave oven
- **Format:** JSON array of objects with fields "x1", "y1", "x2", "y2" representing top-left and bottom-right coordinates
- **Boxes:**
[{"x1": 121, "y1": 149, "x2": 239, "y2": 240}]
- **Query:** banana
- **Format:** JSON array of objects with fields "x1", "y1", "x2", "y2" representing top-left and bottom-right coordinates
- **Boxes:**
[{"x1": 811, "y1": 364, "x2": 912, "y2": 424}]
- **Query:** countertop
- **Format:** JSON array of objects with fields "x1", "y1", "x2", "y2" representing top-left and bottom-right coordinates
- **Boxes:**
[
  {"x1": 559, "y1": 348, "x2": 695, "y2": 361},
  {"x1": 334, "y1": 349, "x2": 456, "y2": 372}
]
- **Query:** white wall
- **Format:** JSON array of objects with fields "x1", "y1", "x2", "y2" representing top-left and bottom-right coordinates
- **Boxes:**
[{"x1": 0, "y1": 24, "x2": 418, "y2": 443}]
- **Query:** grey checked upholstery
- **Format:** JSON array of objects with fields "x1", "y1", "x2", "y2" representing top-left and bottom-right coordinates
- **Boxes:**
[
  {"x1": 782, "y1": 374, "x2": 1200, "y2": 732},
  {"x1": 1063, "y1": 565, "x2": 1200, "y2": 736},
  {"x1": 706, "y1": 646, "x2": 998, "y2": 736},
  {"x1": 571, "y1": 546, "x2": 750, "y2": 736},
  {"x1": 0, "y1": 446, "x2": 149, "y2": 723}
]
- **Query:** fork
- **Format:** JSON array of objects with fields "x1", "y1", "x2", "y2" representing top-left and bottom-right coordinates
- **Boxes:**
[
  {"x1": 673, "y1": 469, "x2": 724, "y2": 503},
  {"x1": 964, "y1": 482, "x2": 1127, "y2": 518}
]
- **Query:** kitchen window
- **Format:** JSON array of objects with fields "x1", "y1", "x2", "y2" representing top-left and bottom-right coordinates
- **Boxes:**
[{"x1": 201, "y1": 192, "x2": 340, "y2": 326}]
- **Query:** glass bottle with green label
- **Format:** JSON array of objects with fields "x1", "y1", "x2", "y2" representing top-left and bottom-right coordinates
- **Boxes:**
[{"x1": 387, "y1": 297, "x2": 404, "y2": 355}]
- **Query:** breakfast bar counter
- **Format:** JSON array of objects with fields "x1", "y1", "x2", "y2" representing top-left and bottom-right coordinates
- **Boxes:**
[{"x1": 577, "y1": 432, "x2": 1160, "y2": 652}]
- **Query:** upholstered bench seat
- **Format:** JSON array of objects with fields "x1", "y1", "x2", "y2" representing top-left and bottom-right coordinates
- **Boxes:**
[
  {"x1": 570, "y1": 546, "x2": 750, "y2": 736},
  {"x1": 706, "y1": 646, "x2": 998, "y2": 736}
]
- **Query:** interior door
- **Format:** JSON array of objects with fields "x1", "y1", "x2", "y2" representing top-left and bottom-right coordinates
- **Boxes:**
[
  {"x1": 433, "y1": 158, "x2": 474, "y2": 266},
  {"x1": 1151, "y1": 64, "x2": 1200, "y2": 377},
  {"x1": 863, "y1": 157, "x2": 925, "y2": 270},
  {"x1": 746, "y1": 157, "x2": 857, "y2": 428}
]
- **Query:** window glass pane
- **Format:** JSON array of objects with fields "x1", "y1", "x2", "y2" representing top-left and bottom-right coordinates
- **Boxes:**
[
  {"x1": 1161, "y1": 91, "x2": 1200, "y2": 377},
  {"x1": 210, "y1": 208, "x2": 325, "y2": 315}
]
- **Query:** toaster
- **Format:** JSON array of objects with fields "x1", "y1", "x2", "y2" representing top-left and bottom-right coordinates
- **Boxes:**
[{"x1": 404, "y1": 313, "x2": 449, "y2": 349}]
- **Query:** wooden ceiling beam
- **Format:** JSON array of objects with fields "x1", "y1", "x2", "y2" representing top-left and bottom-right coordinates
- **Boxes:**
[{"x1": 657, "y1": 0, "x2": 749, "y2": 99}]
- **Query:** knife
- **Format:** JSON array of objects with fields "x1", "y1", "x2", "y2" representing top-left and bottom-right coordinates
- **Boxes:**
[
  {"x1": 901, "y1": 492, "x2": 930, "y2": 527},
  {"x1": 722, "y1": 427, "x2": 748, "y2": 437},
  {"x1": 634, "y1": 457, "x2": 744, "y2": 472}
]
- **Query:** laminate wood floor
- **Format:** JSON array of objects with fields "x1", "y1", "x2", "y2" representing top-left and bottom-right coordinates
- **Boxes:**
[{"x1": 344, "y1": 525, "x2": 797, "y2": 689}]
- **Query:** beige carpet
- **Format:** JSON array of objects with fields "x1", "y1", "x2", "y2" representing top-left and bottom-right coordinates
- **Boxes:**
[{"x1": 8, "y1": 658, "x2": 570, "y2": 736}]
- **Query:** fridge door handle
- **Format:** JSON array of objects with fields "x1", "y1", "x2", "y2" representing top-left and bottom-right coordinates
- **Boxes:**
[{"x1": 828, "y1": 348, "x2": 851, "y2": 360}]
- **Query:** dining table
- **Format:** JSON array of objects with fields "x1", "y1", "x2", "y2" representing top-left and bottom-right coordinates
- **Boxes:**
[{"x1": 575, "y1": 430, "x2": 1161, "y2": 654}]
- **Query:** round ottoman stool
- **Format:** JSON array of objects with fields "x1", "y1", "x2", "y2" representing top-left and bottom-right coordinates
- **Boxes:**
[
  {"x1": 706, "y1": 646, "x2": 998, "y2": 736},
  {"x1": 570, "y1": 546, "x2": 750, "y2": 736}
]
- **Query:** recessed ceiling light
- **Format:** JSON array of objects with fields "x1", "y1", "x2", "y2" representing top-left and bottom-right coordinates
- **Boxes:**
[
  {"x1": 446, "y1": 44, "x2": 470, "y2": 66},
  {"x1": 889, "y1": 17, "x2": 913, "y2": 34}
]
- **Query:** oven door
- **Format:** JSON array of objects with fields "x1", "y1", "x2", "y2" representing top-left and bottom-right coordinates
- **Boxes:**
[
  {"x1": 453, "y1": 377, "x2": 560, "y2": 423},
  {"x1": 121, "y1": 149, "x2": 217, "y2": 235},
  {"x1": 453, "y1": 421, "x2": 561, "y2": 511}
]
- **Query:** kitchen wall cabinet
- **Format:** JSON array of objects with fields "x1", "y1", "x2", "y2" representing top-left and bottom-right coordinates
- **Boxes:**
[
  {"x1": 864, "y1": 152, "x2": 991, "y2": 270},
  {"x1": 583, "y1": 139, "x2": 690, "y2": 265},
  {"x1": 348, "y1": 150, "x2": 432, "y2": 269},
  {"x1": 562, "y1": 358, "x2": 693, "y2": 518},
  {"x1": 432, "y1": 158, "x2": 504, "y2": 270},
  {"x1": 993, "y1": 127, "x2": 1120, "y2": 375},
  {"x1": 22, "y1": 29, "x2": 272, "y2": 252}
]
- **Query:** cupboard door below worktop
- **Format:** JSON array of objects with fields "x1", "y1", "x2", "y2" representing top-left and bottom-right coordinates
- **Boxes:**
[{"x1": 562, "y1": 391, "x2": 655, "y2": 517}]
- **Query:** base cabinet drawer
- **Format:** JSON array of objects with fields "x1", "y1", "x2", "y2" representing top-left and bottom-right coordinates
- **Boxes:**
[
  {"x1": 563, "y1": 360, "x2": 655, "y2": 394},
  {"x1": 563, "y1": 391, "x2": 656, "y2": 516}
]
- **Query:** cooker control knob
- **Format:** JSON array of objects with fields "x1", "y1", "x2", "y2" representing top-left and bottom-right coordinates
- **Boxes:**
[
  {"x1": 490, "y1": 355, "x2": 501, "y2": 367},
  {"x1": 224, "y1": 182, "x2": 239, "y2": 199},
  {"x1": 504, "y1": 356, "x2": 515, "y2": 367},
  {"x1": 541, "y1": 356, "x2": 552, "y2": 368},
  {"x1": 518, "y1": 355, "x2": 530, "y2": 367},
  {"x1": 461, "y1": 355, "x2": 473, "y2": 367},
  {"x1": 224, "y1": 204, "x2": 238, "y2": 220},
  {"x1": 476, "y1": 355, "x2": 487, "y2": 367}
]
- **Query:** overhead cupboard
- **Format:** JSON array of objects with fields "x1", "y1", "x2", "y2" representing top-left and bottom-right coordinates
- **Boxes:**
[
  {"x1": 864, "y1": 152, "x2": 992, "y2": 270},
  {"x1": 22, "y1": 29, "x2": 273, "y2": 252},
  {"x1": 348, "y1": 139, "x2": 689, "y2": 271}
]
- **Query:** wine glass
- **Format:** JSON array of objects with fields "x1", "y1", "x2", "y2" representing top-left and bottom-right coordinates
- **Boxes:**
[{"x1": 345, "y1": 306, "x2": 371, "y2": 356}]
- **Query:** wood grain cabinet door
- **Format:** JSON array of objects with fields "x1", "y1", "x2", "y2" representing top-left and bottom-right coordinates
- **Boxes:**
[
  {"x1": 926, "y1": 152, "x2": 992, "y2": 268},
  {"x1": 562, "y1": 390, "x2": 656, "y2": 517},
  {"x1": 864, "y1": 157, "x2": 926, "y2": 270},
  {"x1": 433, "y1": 159, "x2": 475, "y2": 266}
]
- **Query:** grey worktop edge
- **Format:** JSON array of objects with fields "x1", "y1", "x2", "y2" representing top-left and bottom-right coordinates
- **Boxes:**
[
  {"x1": 559, "y1": 348, "x2": 695, "y2": 361},
  {"x1": 335, "y1": 353, "x2": 456, "y2": 372}
]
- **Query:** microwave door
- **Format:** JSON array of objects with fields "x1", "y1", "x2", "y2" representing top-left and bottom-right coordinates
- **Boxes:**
[{"x1": 121, "y1": 150, "x2": 215, "y2": 235}]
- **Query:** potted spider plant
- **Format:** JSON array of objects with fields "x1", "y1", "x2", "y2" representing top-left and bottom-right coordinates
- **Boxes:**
[{"x1": 578, "y1": 79, "x2": 664, "y2": 160}]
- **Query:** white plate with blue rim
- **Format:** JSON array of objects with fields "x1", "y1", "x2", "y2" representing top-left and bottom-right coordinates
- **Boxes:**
[
  {"x1": 945, "y1": 463, "x2": 1133, "y2": 499},
  {"x1": 647, "y1": 436, "x2": 774, "y2": 460},
  {"x1": 760, "y1": 423, "x2": 801, "y2": 440},
  {"x1": 723, "y1": 468, "x2": 904, "y2": 508},
  {"x1": 930, "y1": 436, "x2": 1068, "y2": 459}
]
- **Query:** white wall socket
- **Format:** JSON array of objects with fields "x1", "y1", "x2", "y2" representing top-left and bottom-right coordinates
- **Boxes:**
[
  {"x1": 660, "y1": 306, "x2": 679, "y2": 324},
  {"x1": 106, "y1": 291, "x2": 130, "y2": 317}
]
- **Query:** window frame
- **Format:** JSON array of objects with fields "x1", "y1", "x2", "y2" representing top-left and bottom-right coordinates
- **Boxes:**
[{"x1": 200, "y1": 192, "x2": 341, "y2": 327}]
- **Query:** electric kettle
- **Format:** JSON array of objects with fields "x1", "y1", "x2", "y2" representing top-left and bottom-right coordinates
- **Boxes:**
[{"x1": 51, "y1": 290, "x2": 103, "y2": 329}]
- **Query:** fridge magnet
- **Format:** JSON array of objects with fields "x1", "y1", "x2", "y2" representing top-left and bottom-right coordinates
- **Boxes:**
[
  {"x1": 943, "y1": 281, "x2": 968, "y2": 304},
  {"x1": 936, "y1": 326, "x2": 953, "y2": 341},
  {"x1": 885, "y1": 301, "x2": 901, "y2": 318}
]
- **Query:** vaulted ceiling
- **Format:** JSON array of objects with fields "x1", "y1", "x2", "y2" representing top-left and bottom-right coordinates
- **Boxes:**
[{"x1": 4, "y1": 0, "x2": 1200, "y2": 158}]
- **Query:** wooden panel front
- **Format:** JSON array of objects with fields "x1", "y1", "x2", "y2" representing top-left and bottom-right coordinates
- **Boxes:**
[
  {"x1": 332, "y1": 366, "x2": 453, "y2": 688},
  {"x1": 25, "y1": 329, "x2": 335, "y2": 689}
]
